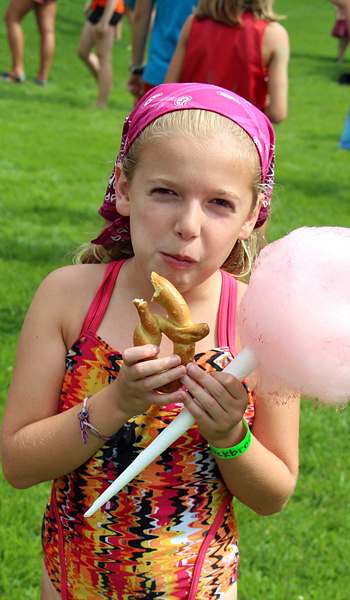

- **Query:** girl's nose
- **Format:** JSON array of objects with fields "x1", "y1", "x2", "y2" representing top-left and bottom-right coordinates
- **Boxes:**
[{"x1": 174, "y1": 201, "x2": 201, "y2": 240}]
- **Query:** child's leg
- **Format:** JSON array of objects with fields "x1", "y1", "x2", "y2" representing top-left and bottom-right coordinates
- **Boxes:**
[
  {"x1": 34, "y1": 0, "x2": 57, "y2": 83},
  {"x1": 338, "y1": 36, "x2": 349, "y2": 61},
  {"x1": 3, "y1": 0, "x2": 35, "y2": 79},
  {"x1": 115, "y1": 18, "x2": 123, "y2": 40},
  {"x1": 94, "y1": 25, "x2": 115, "y2": 107},
  {"x1": 77, "y1": 19, "x2": 99, "y2": 81}
]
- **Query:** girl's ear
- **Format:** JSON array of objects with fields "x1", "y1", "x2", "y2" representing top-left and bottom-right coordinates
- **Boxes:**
[
  {"x1": 115, "y1": 163, "x2": 131, "y2": 216},
  {"x1": 238, "y1": 193, "x2": 264, "y2": 240}
]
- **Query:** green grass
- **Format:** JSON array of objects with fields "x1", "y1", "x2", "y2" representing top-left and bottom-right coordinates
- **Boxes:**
[{"x1": 1, "y1": 1, "x2": 350, "y2": 598}]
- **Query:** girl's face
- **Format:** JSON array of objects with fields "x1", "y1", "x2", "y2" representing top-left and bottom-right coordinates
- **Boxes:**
[{"x1": 115, "y1": 131, "x2": 263, "y2": 293}]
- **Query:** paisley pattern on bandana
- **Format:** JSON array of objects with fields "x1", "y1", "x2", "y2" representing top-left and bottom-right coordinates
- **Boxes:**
[{"x1": 42, "y1": 333, "x2": 255, "y2": 600}]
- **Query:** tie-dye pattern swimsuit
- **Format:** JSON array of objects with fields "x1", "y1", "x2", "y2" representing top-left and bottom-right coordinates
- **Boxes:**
[{"x1": 42, "y1": 261, "x2": 255, "y2": 599}]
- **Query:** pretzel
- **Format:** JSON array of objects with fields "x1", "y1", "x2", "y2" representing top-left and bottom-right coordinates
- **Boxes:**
[
  {"x1": 133, "y1": 272, "x2": 210, "y2": 392},
  {"x1": 133, "y1": 299, "x2": 162, "y2": 348}
]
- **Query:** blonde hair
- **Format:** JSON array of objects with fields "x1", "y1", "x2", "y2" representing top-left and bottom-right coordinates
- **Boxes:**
[
  {"x1": 194, "y1": 0, "x2": 284, "y2": 25},
  {"x1": 75, "y1": 109, "x2": 268, "y2": 278}
]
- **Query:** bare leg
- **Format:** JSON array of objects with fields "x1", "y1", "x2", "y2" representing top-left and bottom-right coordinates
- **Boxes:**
[
  {"x1": 3, "y1": 0, "x2": 35, "y2": 80},
  {"x1": 77, "y1": 20, "x2": 100, "y2": 81},
  {"x1": 338, "y1": 37, "x2": 349, "y2": 61},
  {"x1": 124, "y1": 5, "x2": 134, "y2": 27},
  {"x1": 77, "y1": 20, "x2": 115, "y2": 107},
  {"x1": 34, "y1": 0, "x2": 57, "y2": 83},
  {"x1": 94, "y1": 25, "x2": 115, "y2": 107},
  {"x1": 115, "y1": 18, "x2": 122, "y2": 40}
]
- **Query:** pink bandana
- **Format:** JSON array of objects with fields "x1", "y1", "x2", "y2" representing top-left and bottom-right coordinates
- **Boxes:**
[{"x1": 92, "y1": 83, "x2": 275, "y2": 245}]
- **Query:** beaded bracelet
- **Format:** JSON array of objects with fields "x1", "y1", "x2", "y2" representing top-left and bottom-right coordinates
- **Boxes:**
[
  {"x1": 209, "y1": 418, "x2": 251, "y2": 459},
  {"x1": 78, "y1": 397, "x2": 117, "y2": 445}
]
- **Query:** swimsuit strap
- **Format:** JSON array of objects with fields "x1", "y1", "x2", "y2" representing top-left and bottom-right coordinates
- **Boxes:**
[
  {"x1": 187, "y1": 272, "x2": 237, "y2": 598},
  {"x1": 188, "y1": 493, "x2": 233, "y2": 600},
  {"x1": 80, "y1": 260, "x2": 126, "y2": 334},
  {"x1": 217, "y1": 270, "x2": 238, "y2": 355}
]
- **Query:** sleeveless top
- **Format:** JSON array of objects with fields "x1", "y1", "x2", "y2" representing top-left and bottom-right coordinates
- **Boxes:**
[
  {"x1": 41, "y1": 261, "x2": 255, "y2": 600},
  {"x1": 180, "y1": 12, "x2": 268, "y2": 111}
]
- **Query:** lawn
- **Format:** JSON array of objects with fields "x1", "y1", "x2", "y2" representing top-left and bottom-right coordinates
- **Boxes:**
[{"x1": 0, "y1": 1, "x2": 350, "y2": 599}]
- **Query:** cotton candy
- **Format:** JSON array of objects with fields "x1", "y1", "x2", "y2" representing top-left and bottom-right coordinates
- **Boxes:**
[{"x1": 239, "y1": 226, "x2": 350, "y2": 405}]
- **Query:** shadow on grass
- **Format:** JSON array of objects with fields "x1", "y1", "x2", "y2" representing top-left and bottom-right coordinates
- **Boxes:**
[
  {"x1": 290, "y1": 51, "x2": 350, "y2": 82},
  {"x1": 1, "y1": 90, "x2": 132, "y2": 112}
]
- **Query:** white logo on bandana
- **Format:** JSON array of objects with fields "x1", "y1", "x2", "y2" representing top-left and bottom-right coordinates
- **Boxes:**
[
  {"x1": 174, "y1": 95, "x2": 192, "y2": 106},
  {"x1": 143, "y1": 93, "x2": 163, "y2": 107},
  {"x1": 216, "y1": 91, "x2": 241, "y2": 104}
]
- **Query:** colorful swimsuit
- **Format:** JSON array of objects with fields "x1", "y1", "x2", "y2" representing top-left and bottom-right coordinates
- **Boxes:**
[{"x1": 42, "y1": 261, "x2": 255, "y2": 599}]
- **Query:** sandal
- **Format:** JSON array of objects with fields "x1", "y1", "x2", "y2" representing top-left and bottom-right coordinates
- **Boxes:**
[
  {"x1": 33, "y1": 78, "x2": 48, "y2": 87},
  {"x1": 2, "y1": 72, "x2": 26, "y2": 84}
]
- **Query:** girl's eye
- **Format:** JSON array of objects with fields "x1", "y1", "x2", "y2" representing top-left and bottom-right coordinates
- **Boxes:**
[
  {"x1": 211, "y1": 198, "x2": 234, "y2": 210},
  {"x1": 152, "y1": 188, "x2": 175, "y2": 196}
]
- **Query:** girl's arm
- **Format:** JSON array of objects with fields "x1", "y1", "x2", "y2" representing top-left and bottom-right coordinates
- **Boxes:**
[
  {"x1": 165, "y1": 15, "x2": 193, "y2": 83},
  {"x1": 180, "y1": 363, "x2": 299, "y2": 516},
  {"x1": 262, "y1": 21, "x2": 290, "y2": 124},
  {"x1": 95, "y1": 0, "x2": 118, "y2": 33},
  {"x1": 0, "y1": 266, "x2": 186, "y2": 489},
  {"x1": 126, "y1": 0, "x2": 154, "y2": 97}
]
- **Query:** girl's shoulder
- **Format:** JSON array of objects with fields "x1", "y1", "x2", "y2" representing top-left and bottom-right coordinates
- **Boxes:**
[
  {"x1": 32, "y1": 263, "x2": 110, "y2": 349},
  {"x1": 39, "y1": 263, "x2": 109, "y2": 295},
  {"x1": 264, "y1": 19, "x2": 289, "y2": 43},
  {"x1": 33, "y1": 263, "x2": 109, "y2": 326},
  {"x1": 182, "y1": 13, "x2": 195, "y2": 36},
  {"x1": 263, "y1": 20, "x2": 290, "y2": 60}
]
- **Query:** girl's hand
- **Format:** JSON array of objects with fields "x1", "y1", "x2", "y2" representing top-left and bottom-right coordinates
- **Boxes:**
[
  {"x1": 126, "y1": 73, "x2": 143, "y2": 97},
  {"x1": 180, "y1": 363, "x2": 249, "y2": 447},
  {"x1": 95, "y1": 20, "x2": 110, "y2": 35},
  {"x1": 115, "y1": 344, "x2": 187, "y2": 420}
]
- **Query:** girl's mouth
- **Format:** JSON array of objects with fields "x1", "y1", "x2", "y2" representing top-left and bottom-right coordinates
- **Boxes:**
[{"x1": 161, "y1": 253, "x2": 196, "y2": 269}]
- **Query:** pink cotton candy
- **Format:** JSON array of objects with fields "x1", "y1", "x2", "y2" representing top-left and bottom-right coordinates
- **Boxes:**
[{"x1": 239, "y1": 227, "x2": 350, "y2": 405}]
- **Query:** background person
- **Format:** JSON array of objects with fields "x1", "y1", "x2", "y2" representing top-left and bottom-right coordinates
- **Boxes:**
[
  {"x1": 2, "y1": 0, "x2": 57, "y2": 85},
  {"x1": 165, "y1": 0, "x2": 290, "y2": 125},
  {"x1": 77, "y1": 0, "x2": 125, "y2": 107},
  {"x1": 165, "y1": 0, "x2": 290, "y2": 246},
  {"x1": 127, "y1": 0, "x2": 197, "y2": 103},
  {"x1": 330, "y1": 1, "x2": 349, "y2": 60}
]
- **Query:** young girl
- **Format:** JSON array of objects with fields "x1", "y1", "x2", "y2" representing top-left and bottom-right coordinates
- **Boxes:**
[
  {"x1": 0, "y1": 82, "x2": 299, "y2": 600},
  {"x1": 165, "y1": 0, "x2": 290, "y2": 125},
  {"x1": 77, "y1": 0, "x2": 124, "y2": 107},
  {"x1": 331, "y1": 3, "x2": 349, "y2": 61}
]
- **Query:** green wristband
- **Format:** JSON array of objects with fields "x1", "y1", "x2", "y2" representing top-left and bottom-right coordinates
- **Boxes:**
[{"x1": 209, "y1": 418, "x2": 251, "y2": 459}]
